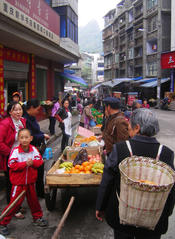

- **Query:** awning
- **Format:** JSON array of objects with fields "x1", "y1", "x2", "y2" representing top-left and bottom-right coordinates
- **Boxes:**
[
  {"x1": 141, "y1": 78, "x2": 170, "y2": 88},
  {"x1": 132, "y1": 76, "x2": 143, "y2": 81},
  {"x1": 102, "y1": 78, "x2": 132, "y2": 88},
  {"x1": 64, "y1": 69, "x2": 75, "y2": 74},
  {"x1": 134, "y1": 78, "x2": 157, "y2": 84},
  {"x1": 60, "y1": 72, "x2": 88, "y2": 87}
]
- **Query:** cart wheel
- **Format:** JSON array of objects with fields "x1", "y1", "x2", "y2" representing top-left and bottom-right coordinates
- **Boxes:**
[{"x1": 45, "y1": 188, "x2": 57, "y2": 211}]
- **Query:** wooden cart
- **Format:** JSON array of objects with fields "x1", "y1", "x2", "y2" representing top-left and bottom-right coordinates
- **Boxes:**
[{"x1": 45, "y1": 157, "x2": 102, "y2": 211}]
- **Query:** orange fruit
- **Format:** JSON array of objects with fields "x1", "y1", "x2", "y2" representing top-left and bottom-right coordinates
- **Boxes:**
[
  {"x1": 82, "y1": 161, "x2": 89, "y2": 167},
  {"x1": 79, "y1": 165, "x2": 84, "y2": 171},
  {"x1": 85, "y1": 166, "x2": 91, "y2": 171},
  {"x1": 85, "y1": 170, "x2": 91, "y2": 174},
  {"x1": 75, "y1": 169, "x2": 80, "y2": 174},
  {"x1": 75, "y1": 165, "x2": 81, "y2": 169}
]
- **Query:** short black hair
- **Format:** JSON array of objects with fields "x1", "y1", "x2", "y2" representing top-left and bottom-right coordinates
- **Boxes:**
[
  {"x1": 26, "y1": 99, "x2": 40, "y2": 110},
  {"x1": 18, "y1": 128, "x2": 31, "y2": 137},
  {"x1": 105, "y1": 102, "x2": 120, "y2": 110}
]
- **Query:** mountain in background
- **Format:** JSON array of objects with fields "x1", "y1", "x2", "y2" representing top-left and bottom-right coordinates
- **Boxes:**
[{"x1": 78, "y1": 20, "x2": 103, "y2": 53}]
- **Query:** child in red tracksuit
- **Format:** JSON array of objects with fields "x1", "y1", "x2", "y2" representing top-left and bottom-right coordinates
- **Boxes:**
[{"x1": 0, "y1": 128, "x2": 47, "y2": 236}]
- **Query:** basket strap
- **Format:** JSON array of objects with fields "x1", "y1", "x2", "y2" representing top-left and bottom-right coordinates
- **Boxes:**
[
  {"x1": 156, "y1": 144, "x2": 163, "y2": 161},
  {"x1": 126, "y1": 140, "x2": 133, "y2": 156}
]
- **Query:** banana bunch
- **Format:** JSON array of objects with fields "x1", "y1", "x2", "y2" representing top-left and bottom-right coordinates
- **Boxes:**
[
  {"x1": 59, "y1": 162, "x2": 73, "y2": 171},
  {"x1": 91, "y1": 163, "x2": 104, "y2": 174}
]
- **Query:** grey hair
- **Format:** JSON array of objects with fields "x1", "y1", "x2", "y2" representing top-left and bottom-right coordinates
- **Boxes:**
[{"x1": 130, "y1": 108, "x2": 160, "y2": 137}]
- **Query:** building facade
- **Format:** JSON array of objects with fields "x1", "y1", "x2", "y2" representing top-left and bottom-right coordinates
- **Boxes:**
[
  {"x1": 0, "y1": 0, "x2": 79, "y2": 115},
  {"x1": 103, "y1": 0, "x2": 171, "y2": 81}
]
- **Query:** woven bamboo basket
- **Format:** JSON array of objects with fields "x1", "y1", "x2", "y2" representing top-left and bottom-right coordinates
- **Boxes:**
[{"x1": 118, "y1": 156, "x2": 175, "y2": 230}]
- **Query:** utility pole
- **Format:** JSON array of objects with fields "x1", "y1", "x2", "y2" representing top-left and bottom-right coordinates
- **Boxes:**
[{"x1": 156, "y1": 1, "x2": 162, "y2": 108}]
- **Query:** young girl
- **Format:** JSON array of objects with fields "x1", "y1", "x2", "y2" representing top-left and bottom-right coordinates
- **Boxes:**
[{"x1": 0, "y1": 129, "x2": 47, "y2": 236}]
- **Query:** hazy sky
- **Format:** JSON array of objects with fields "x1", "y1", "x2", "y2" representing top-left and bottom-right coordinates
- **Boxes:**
[{"x1": 78, "y1": 0, "x2": 120, "y2": 30}]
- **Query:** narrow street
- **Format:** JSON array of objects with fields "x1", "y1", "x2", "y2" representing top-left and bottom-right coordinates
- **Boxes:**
[{"x1": 0, "y1": 109, "x2": 175, "y2": 239}]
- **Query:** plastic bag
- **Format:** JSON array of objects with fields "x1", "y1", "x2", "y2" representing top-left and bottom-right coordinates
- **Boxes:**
[{"x1": 73, "y1": 148, "x2": 88, "y2": 166}]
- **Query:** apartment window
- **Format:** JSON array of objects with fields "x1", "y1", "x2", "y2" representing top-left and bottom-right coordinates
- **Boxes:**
[
  {"x1": 98, "y1": 63, "x2": 104, "y2": 68},
  {"x1": 128, "y1": 32, "x2": 133, "y2": 41},
  {"x1": 147, "y1": 0, "x2": 157, "y2": 10},
  {"x1": 128, "y1": 48, "x2": 134, "y2": 59},
  {"x1": 147, "y1": 39, "x2": 157, "y2": 54},
  {"x1": 115, "y1": 53, "x2": 119, "y2": 63},
  {"x1": 148, "y1": 15, "x2": 157, "y2": 32},
  {"x1": 54, "y1": 6, "x2": 78, "y2": 43},
  {"x1": 129, "y1": 9, "x2": 134, "y2": 22},
  {"x1": 147, "y1": 62, "x2": 157, "y2": 76}
]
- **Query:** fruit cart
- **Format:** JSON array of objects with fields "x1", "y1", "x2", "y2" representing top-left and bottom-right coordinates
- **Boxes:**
[{"x1": 44, "y1": 150, "x2": 103, "y2": 211}]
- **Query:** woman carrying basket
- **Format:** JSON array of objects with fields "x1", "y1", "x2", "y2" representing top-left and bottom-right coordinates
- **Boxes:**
[{"x1": 96, "y1": 108, "x2": 175, "y2": 239}]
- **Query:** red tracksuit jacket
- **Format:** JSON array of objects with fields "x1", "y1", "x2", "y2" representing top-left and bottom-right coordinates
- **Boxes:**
[{"x1": 8, "y1": 144, "x2": 43, "y2": 185}]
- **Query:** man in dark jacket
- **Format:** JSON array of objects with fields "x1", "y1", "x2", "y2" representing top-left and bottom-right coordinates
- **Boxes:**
[
  {"x1": 102, "y1": 97, "x2": 129, "y2": 155},
  {"x1": 96, "y1": 108, "x2": 175, "y2": 239}
]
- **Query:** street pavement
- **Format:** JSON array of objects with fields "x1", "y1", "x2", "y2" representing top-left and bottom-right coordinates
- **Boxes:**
[{"x1": 0, "y1": 109, "x2": 175, "y2": 239}]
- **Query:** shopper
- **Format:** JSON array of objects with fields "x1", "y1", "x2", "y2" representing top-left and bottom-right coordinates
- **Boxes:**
[
  {"x1": 0, "y1": 102, "x2": 26, "y2": 208},
  {"x1": 102, "y1": 97, "x2": 129, "y2": 155},
  {"x1": 0, "y1": 128, "x2": 47, "y2": 236},
  {"x1": 55, "y1": 99, "x2": 72, "y2": 152},
  {"x1": 49, "y1": 97, "x2": 60, "y2": 135},
  {"x1": 23, "y1": 99, "x2": 50, "y2": 198},
  {"x1": 96, "y1": 108, "x2": 175, "y2": 239}
]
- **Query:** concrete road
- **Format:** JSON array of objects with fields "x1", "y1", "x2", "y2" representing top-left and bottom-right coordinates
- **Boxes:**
[{"x1": 1, "y1": 109, "x2": 175, "y2": 239}]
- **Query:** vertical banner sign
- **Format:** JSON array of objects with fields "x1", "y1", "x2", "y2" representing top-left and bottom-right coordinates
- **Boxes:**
[
  {"x1": 31, "y1": 55, "x2": 36, "y2": 98},
  {"x1": 0, "y1": 45, "x2": 5, "y2": 115}
]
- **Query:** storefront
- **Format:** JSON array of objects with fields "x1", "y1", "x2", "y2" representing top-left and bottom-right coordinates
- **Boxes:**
[{"x1": 0, "y1": 0, "x2": 79, "y2": 115}]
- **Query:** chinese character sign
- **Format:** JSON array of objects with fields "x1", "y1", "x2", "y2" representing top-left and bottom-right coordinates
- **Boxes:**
[
  {"x1": 0, "y1": 0, "x2": 60, "y2": 44},
  {"x1": 161, "y1": 51, "x2": 175, "y2": 69}
]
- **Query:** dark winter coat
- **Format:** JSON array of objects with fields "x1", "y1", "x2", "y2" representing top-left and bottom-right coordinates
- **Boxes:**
[
  {"x1": 23, "y1": 111, "x2": 44, "y2": 147},
  {"x1": 96, "y1": 135, "x2": 175, "y2": 237}
]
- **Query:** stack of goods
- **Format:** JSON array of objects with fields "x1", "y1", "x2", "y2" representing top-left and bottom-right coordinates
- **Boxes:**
[
  {"x1": 73, "y1": 136, "x2": 100, "y2": 147},
  {"x1": 55, "y1": 149, "x2": 104, "y2": 174},
  {"x1": 91, "y1": 108, "x2": 103, "y2": 125}
]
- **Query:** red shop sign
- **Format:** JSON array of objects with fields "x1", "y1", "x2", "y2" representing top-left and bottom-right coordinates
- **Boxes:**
[{"x1": 161, "y1": 51, "x2": 175, "y2": 69}]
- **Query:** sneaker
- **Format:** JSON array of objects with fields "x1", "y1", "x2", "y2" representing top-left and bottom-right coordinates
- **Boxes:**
[
  {"x1": 33, "y1": 218, "x2": 47, "y2": 227},
  {"x1": 0, "y1": 225, "x2": 9, "y2": 236},
  {"x1": 14, "y1": 211, "x2": 25, "y2": 219}
]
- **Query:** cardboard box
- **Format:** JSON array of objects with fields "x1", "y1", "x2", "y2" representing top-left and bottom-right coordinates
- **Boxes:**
[
  {"x1": 90, "y1": 126, "x2": 102, "y2": 135},
  {"x1": 67, "y1": 146, "x2": 102, "y2": 161}
]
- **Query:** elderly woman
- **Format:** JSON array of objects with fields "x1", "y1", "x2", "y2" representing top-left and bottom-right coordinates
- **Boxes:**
[{"x1": 96, "y1": 108, "x2": 175, "y2": 239}]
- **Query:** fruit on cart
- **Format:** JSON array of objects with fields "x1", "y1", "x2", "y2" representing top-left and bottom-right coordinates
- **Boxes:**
[
  {"x1": 59, "y1": 162, "x2": 73, "y2": 171},
  {"x1": 91, "y1": 163, "x2": 104, "y2": 174},
  {"x1": 88, "y1": 154, "x2": 101, "y2": 163},
  {"x1": 65, "y1": 161, "x2": 96, "y2": 174}
]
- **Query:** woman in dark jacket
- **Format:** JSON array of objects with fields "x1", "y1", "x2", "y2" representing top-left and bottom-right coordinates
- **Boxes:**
[
  {"x1": 96, "y1": 108, "x2": 175, "y2": 239},
  {"x1": 23, "y1": 99, "x2": 50, "y2": 198}
]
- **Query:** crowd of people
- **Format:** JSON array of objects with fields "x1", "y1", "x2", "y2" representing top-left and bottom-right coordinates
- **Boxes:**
[{"x1": 0, "y1": 91, "x2": 174, "y2": 238}]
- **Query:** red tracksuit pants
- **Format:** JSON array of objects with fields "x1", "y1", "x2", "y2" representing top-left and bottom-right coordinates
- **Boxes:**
[{"x1": 0, "y1": 184, "x2": 43, "y2": 226}]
